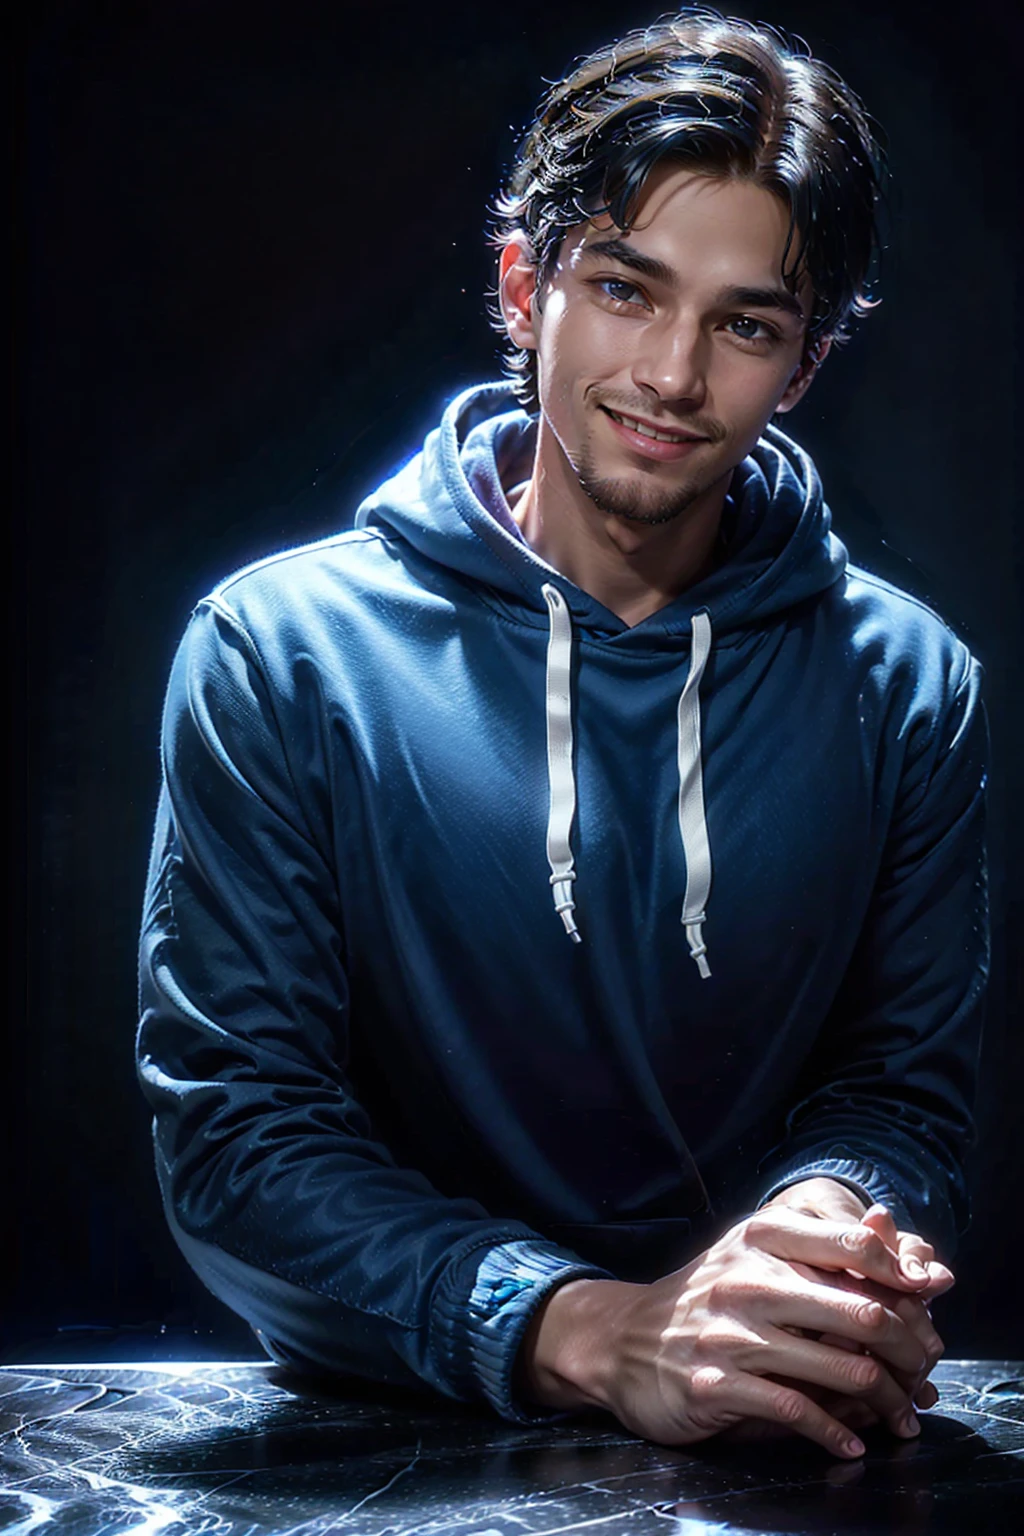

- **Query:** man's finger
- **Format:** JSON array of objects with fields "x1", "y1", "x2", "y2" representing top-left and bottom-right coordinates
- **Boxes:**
[
  {"x1": 757, "y1": 1376, "x2": 882, "y2": 1437},
  {"x1": 769, "y1": 1277, "x2": 928, "y2": 1378},
  {"x1": 859, "y1": 1207, "x2": 939, "y2": 1288},
  {"x1": 686, "y1": 1367, "x2": 866, "y2": 1459},
  {"x1": 860, "y1": 1204, "x2": 900, "y2": 1250},
  {"x1": 859, "y1": 1211, "x2": 953, "y2": 1295},
  {"x1": 895, "y1": 1232, "x2": 934, "y2": 1265},
  {"x1": 746, "y1": 1207, "x2": 931, "y2": 1295},
  {"x1": 896, "y1": 1234, "x2": 955, "y2": 1296},
  {"x1": 819, "y1": 1202, "x2": 953, "y2": 1297},
  {"x1": 756, "y1": 1326, "x2": 920, "y2": 1437},
  {"x1": 820, "y1": 1270, "x2": 945, "y2": 1376},
  {"x1": 812, "y1": 1271, "x2": 945, "y2": 1428}
]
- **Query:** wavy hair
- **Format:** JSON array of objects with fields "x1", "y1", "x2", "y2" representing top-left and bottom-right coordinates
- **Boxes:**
[{"x1": 490, "y1": 7, "x2": 886, "y2": 410}]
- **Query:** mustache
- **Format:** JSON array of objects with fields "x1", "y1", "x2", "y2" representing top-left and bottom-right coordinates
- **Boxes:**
[{"x1": 589, "y1": 391, "x2": 728, "y2": 444}]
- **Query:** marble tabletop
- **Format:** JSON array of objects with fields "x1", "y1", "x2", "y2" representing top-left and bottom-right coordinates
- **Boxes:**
[{"x1": 0, "y1": 1358, "x2": 1020, "y2": 1534}]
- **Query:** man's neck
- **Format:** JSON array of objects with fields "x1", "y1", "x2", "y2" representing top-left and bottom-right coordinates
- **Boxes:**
[{"x1": 509, "y1": 418, "x2": 730, "y2": 628}]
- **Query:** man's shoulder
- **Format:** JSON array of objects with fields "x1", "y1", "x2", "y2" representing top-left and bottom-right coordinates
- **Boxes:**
[
  {"x1": 192, "y1": 524, "x2": 421, "y2": 642},
  {"x1": 210, "y1": 526, "x2": 393, "y2": 608},
  {"x1": 832, "y1": 561, "x2": 981, "y2": 694},
  {"x1": 173, "y1": 524, "x2": 428, "y2": 692}
]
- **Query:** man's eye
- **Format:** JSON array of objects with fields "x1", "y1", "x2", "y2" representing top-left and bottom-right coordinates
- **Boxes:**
[
  {"x1": 598, "y1": 278, "x2": 644, "y2": 306},
  {"x1": 727, "y1": 316, "x2": 776, "y2": 342}
]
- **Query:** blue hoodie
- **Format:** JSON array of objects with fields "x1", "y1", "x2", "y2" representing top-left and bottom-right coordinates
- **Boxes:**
[{"x1": 138, "y1": 383, "x2": 989, "y2": 1421}]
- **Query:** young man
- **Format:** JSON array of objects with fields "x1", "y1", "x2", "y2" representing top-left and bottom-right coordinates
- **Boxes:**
[{"x1": 137, "y1": 11, "x2": 988, "y2": 1460}]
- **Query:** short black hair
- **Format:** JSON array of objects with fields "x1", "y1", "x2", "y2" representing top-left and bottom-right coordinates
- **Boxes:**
[{"x1": 491, "y1": 6, "x2": 886, "y2": 411}]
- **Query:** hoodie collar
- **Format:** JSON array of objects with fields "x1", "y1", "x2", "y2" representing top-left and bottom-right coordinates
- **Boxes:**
[{"x1": 356, "y1": 382, "x2": 847, "y2": 641}]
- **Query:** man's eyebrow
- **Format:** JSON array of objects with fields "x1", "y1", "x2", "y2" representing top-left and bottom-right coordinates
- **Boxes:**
[
  {"x1": 579, "y1": 239, "x2": 807, "y2": 323},
  {"x1": 579, "y1": 237, "x2": 678, "y2": 287},
  {"x1": 717, "y1": 284, "x2": 807, "y2": 322}
]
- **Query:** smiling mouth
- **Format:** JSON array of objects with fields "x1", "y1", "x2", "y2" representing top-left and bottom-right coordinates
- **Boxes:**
[{"x1": 600, "y1": 406, "x2": 705, "y2": 445}]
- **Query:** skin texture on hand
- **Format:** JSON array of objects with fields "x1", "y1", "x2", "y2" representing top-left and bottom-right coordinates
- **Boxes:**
[
  {"x1": 746, "y1": 1179, "x2": 951, "y2": 1441},
  {"x1": 519, "y1": 1178, "x2": 952, "y2": 1458}
]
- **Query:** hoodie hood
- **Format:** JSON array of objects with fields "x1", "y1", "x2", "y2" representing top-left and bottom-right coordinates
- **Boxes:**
[{"x1": 356, "y1": 381, "x2": 848, "y2": 640}]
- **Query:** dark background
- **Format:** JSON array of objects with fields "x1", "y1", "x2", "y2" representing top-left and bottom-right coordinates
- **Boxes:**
[{"x1": 11, "y1": 0, "x2": 1023, "y2": 1361}]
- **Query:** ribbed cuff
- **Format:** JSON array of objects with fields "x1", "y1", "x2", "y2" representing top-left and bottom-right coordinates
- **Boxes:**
[
  {"x1": 430, "y1": 1237, "x2": 611, "y2": 1423},
  {"x1": 756, "y1": 1152, "x2": 916, "y2": 1236}
]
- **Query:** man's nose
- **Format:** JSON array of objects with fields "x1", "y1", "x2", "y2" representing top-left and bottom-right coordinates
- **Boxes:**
[{"x1": 631, "y1": 317, "x2": 708, "y2": 407}]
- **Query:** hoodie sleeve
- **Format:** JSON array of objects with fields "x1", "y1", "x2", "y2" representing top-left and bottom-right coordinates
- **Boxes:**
[
  {"x1": 752, "y1": 646, "x2": 990, "y2": 1260},
  {"x1": 137, "y1": 597, "x2": 609, "y2": 1419}
]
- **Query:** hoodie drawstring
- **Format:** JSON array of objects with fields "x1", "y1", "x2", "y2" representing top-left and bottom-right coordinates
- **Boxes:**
[
  {"x1": 542, "y1": 584, "x2": 581, "y2": 943},
  {"x1": 541, "y1": 584, "x2": 713, "y2": 977},
  {"x1": 676, "y1": 610, "x2": 713, "y2": 978}
]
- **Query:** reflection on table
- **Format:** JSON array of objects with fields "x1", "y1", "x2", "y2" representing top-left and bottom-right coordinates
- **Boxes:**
[{"x1": 1, "y1": 1358, "x2": 1021, "y2": 1533}]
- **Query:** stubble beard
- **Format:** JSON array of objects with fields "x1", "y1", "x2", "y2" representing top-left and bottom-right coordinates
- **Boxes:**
[
  {"x1": 573, "y1": 442, "x2": 712, "y2": 527},
  {"x1": 569, "y1": 407, "x2": 731, "y2": 526}
]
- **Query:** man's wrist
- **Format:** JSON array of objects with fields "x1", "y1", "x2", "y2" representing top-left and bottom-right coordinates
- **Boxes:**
[{"x1": 516, "y1": 1276, "x2": 632, "y2": 1412}]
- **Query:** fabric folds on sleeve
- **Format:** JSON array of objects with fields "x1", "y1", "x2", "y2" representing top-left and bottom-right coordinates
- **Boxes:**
[{"x1": 137, "y1": 597, "x2": 608, "y2": 1418}]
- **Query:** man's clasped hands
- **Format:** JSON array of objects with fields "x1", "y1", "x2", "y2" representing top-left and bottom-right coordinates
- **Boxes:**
[{"x1": 521, "y1": 1176, "x2": 952, "y2": 1458}]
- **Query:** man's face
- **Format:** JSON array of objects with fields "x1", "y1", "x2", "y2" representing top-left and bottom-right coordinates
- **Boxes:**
[{"x1": 502, "y1": 163, "x2": 822, "y2": 527}]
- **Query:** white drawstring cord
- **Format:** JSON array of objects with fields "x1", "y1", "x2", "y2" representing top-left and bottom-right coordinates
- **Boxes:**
[
  {"x1": 542, "y1": 583, "x2": 581, "y2": 943},
  {"x1": 541, "y1": 587, "x2": 713, "y2": 973},
  {"x1": 677, "y1": 610, "x2": 713, "y2": 978}
]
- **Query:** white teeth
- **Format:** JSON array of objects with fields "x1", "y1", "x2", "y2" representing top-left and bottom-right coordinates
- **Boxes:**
[{"x1": 609, "y1": 410, "x2": 692, "y2": 444}]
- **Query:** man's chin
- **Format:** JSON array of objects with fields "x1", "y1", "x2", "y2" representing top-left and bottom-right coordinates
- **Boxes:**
[{"x1": 577, "y1": 471, "x2": 704, "y2": 528}]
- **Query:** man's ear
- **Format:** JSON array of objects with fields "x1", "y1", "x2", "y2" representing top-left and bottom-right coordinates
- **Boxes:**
[
  {"x1": 499, "y1": 238, "x2": 541, "y2": 352},
  {"x1": 774, "y1": 334, "x2": 832, "y2": 415}
]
